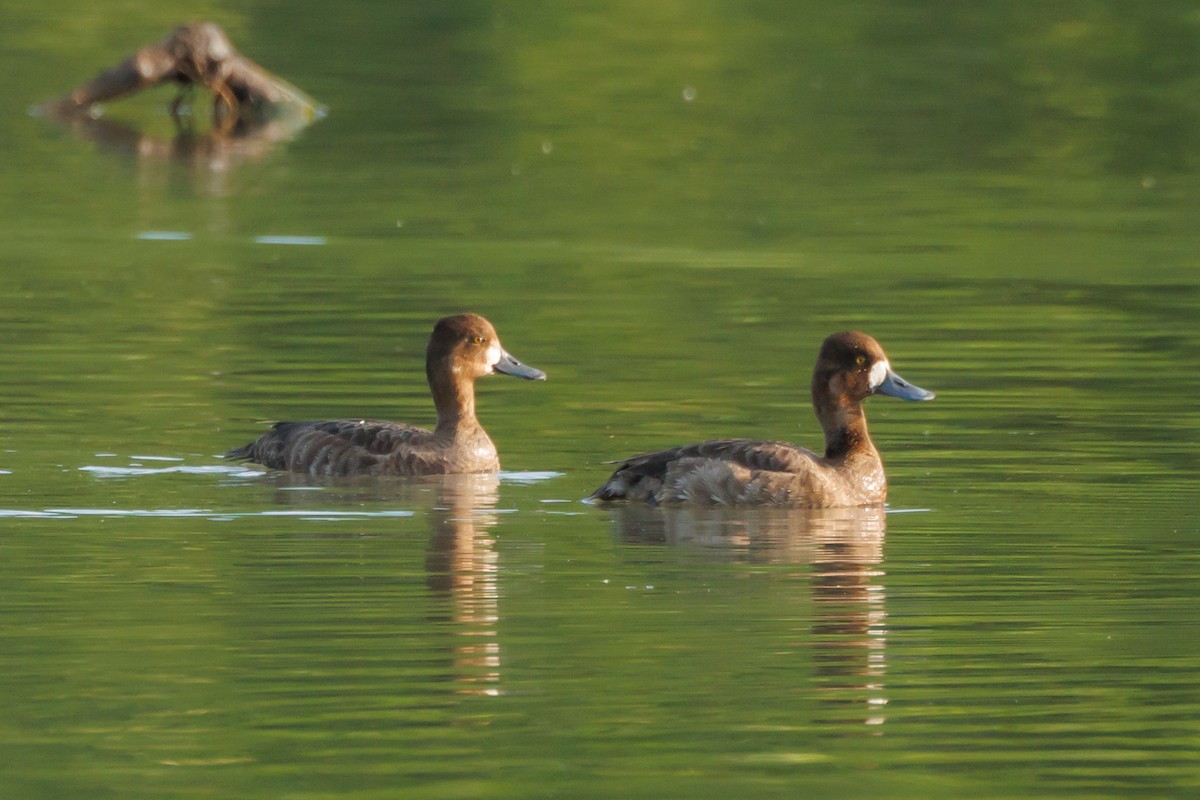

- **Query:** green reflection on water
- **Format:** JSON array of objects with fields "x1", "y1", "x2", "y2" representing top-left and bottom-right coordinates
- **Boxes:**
[{"x1": 1, "y1": 2, "x2": 1199, "y2": 799}]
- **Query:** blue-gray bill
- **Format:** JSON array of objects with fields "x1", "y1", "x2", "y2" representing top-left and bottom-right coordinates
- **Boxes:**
[
  {"x1": 495, "y1": 350, "x2": 546, "y2": 380},
  {"x1": 877, "y1": 369, "x2": 934, "y2": 401}
]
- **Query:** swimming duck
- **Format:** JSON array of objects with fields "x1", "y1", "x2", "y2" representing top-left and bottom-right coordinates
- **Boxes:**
[
  {"x1": 225, "y1": 313, "x2": 545, "y2": 476},
  {"x1": 590, "y1": 331, "x2": 933, "y2": 507}
]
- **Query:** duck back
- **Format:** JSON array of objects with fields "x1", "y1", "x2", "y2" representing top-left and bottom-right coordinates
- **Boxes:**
[
  {"x1": 591, "y1": 439, "x2": 851, "y2": 506},
  {"x1": 225, "y1": 419, "x2": 450, "y2": 477}
]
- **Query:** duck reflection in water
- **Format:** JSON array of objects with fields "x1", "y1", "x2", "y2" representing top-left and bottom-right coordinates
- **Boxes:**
[
  {"x1": 422, "y1": 473, "x2": 504, "y2": 697},
  {"x1": 612, "y1": 504, "x2": 889, "y2": 728},
  {"x1": 254, "y1": 471, "x2": 505, "y2": 697}
]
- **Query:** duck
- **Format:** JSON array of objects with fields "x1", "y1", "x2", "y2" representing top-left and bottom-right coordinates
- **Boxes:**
[
  {"x1": 225, "y1": 313, "x2": 545, "y2": 476},
  {"x1": 589, "y1": 331, "x2": 933, "y2": 507}
]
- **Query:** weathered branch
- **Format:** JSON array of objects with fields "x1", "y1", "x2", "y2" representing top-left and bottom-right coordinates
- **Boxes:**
[{"x1": 39, "y1": 22, "x2": 320, "y2": 130}]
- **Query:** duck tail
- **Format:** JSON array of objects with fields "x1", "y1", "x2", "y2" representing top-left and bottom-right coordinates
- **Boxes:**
[{"x1": 224, "y1": 441, "x2": 255, "y2": 460}]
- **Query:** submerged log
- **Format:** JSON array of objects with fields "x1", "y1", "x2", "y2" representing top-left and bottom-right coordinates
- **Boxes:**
[{"x1": 39, "y1": 22, "x2": 321, "y2": 130}]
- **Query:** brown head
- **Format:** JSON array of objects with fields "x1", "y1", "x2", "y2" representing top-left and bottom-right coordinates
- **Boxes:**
[
  {"x1": 426, "y1": 313, "x2": 546, "y2": 385},
  {"x1": 425, "y1": 314, "x2": 545, "y2": 431},
  {"x1": 811, "y1": 331, "x2": 933, "y2": 457}
]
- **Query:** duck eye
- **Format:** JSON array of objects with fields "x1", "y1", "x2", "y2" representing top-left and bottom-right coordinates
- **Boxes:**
[
  {"x1": 854, "y1": 354, "x2": 867, "y2": 368},
  {"x1": 470, "y1": 335, "x2": 486, "y2": 346}
]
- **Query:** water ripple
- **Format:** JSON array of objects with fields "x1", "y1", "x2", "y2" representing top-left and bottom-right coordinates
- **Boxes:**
[
  {"x1": 253, "y1": 235, "x2": 327, "y2": 246},
  {"x1": 498, "y1": 470, "x2": 563, "y2": 484},
  {"x1": 81, "y1": 464, "x2": 254, "y2": 478},
  {"x1": 78, "y1": 465, "x2": 562, "y2": 484},
  {"x1": 0, "y1": 507, "x2": 415, "y2": 520}
]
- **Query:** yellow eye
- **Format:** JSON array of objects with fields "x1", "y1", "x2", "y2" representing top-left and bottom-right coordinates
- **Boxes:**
[
  {"x1": 854, "y1": 354, "x2": 867, "y2": 367},
  {"x1": 470, "y1": 335, "x2": 486, "y2": 345}
]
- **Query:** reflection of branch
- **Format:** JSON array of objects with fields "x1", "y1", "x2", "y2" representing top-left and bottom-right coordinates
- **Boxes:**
[
  {"x1": 37, "y1": 21, "x2": 322, "y2": 131},
  {"x1": 43, "y1": 107, "x2": 309, "y2": 173}
]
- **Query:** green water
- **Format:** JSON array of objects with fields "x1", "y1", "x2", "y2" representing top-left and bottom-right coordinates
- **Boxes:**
[{"x1": 2, "y1": 3, "x2": 1199, "y2": 798}]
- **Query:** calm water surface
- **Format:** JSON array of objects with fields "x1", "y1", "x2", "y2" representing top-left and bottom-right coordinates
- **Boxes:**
[{"x1": 2, "y1": 3, "x2": 1199, "y2": 798}]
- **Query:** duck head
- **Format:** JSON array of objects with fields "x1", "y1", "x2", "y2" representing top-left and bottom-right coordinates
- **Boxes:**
[
  {"x1": 811, "y1": 331, "x2": 933, "y2": 459},
  {"x1": 427, "y1": 313, "x2": 546, "y2": 385},
  {"x1": 812, "y1": 331, "x2": 934, "y2": 405}
]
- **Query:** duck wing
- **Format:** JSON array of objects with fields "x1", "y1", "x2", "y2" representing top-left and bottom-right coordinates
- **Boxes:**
[
  {"x1": 226, "y1": 419, "x2": 434, "y2": 476},
  {"x1": 590, "y1": 439, "x2": 820, "y2": 502}
]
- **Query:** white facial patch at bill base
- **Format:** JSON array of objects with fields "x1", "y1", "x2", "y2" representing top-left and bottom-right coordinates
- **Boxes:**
[
  {"x1": 486, "y1": 341, "x2": 503, "y2": 371},
  {"x1": 868, "y1": 359, "x2": 890, "y2": 390}
]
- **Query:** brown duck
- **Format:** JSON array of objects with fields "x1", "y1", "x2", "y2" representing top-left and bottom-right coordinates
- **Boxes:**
[
  {"x1": 590, "y1": 331, "x2": 933, "y2": 507},
  {"x1": 226, "y1": 314, "x2": 545, "y2": 476}
]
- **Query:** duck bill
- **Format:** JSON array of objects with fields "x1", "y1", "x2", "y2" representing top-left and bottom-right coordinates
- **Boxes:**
[
  {"x1": 494, "y1": 349, "x2": 546, "y2": 381},
  {"x1": 876, "y1": 369, "x2": 934, "y2": 401}
]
